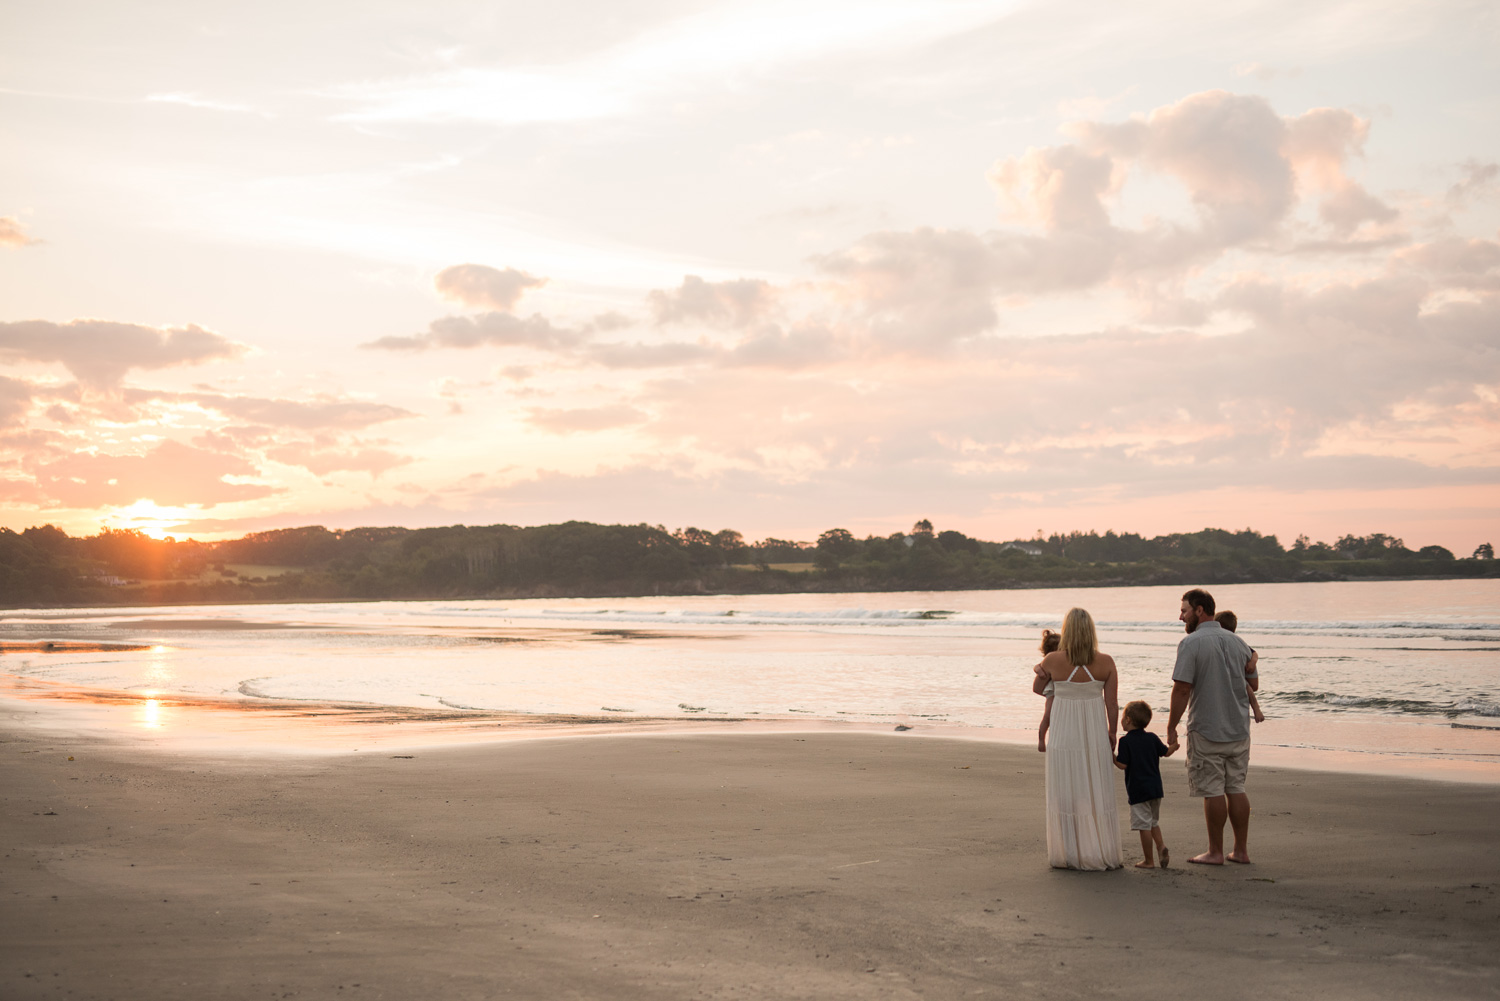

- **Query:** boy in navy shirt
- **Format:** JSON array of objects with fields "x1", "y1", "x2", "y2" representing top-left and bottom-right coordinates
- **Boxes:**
[{"x1": 1115, "y1": 700, "x2": 1176, "y2": 868}]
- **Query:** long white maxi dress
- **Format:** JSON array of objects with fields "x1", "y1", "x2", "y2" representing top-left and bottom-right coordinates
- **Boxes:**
[{"x1": 1044, "y1": 663, "x2": 1122, "y2": 870}]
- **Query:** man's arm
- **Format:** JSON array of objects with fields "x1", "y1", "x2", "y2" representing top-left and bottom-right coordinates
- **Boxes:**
[{"x1": 1167, "y1": 680, "x2": 1192, "y2": 747}]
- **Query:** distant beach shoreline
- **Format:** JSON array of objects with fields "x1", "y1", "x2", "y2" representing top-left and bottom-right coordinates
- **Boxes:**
[{"x1": 8, "y1": 569, "x2": 1499, "y2": 611}]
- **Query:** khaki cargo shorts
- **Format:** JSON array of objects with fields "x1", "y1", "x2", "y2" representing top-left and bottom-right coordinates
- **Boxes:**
[
  {"x1": 1186, "y1": 731, "x2": 1250, "y2": 798},
  {"x1": 1129, "y1": 798, "x2": 1162, "y2": 831}
]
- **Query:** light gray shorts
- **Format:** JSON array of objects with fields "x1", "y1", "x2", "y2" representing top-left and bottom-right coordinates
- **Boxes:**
[
  {"x1": 1129, "y1": 798, "x2": 1162, "y2": 831},
  {"x1": 1186, "y1": 731, "x2": 1250, "y2": 798}
]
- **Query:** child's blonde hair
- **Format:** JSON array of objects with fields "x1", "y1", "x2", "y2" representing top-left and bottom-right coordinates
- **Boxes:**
[
  {"x1": 1122, "y1": 700, "x2": 1151, "y2": 729},
  {"x1": 1060, "y1": 607, "x2": 1098, "y2": 667},
  {"x1": 1039, "y1": 629, "x2": 1060, "y2": 655}
]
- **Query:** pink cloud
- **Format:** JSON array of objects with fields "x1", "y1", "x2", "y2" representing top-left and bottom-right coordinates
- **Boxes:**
[
  {"x1": 0, "y1": 319, "x2": 245, "y2": 391},
  {"x1": 648, "y1": 275, "x2": 776, "y2": 329},
  {"x1": 364, "y1": 312, "x2": 583, "y2": 352},
  {"x1": 27, "y1": 440, "x2": 280, "y2": 508},
  {"x1": 0, "y1": 377, "x2": 34, "y2": 429},
  {"x1": 265, "y1": 443, "x2": 412, "y2": 477},
  {"x1": 525, "y1": 404, "x2": 648, "y2": 434},
  {"x1": 434, "y1": 264, "x2": 547, "y2": 311}
]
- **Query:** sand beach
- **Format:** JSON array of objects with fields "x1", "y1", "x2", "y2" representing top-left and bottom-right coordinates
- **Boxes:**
[{"x1": 4, "y1": 726, "x2": 1498, "y2": 1001}]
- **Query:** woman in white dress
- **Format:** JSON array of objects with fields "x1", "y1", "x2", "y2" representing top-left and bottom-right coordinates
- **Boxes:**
[{"x1": 1033, "y1": 607, "x2": 1121, "y2": 870}]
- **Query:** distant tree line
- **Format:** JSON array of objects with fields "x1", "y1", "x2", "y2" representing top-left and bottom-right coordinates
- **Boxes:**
[{"x1": 0, "y1": 519, "x2": 1493, "y2": 608}]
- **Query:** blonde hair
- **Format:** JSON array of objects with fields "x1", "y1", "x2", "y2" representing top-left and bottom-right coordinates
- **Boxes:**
[{"x1": 1060, "y1": 607, "x2": 1098, "y2": 667}]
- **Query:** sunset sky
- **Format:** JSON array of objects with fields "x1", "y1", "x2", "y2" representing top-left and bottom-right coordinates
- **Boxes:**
[{"x1": 2, "y1": 0, "x2": 1497, "y2": 550}]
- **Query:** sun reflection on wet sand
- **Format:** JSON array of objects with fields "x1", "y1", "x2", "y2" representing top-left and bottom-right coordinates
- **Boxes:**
[
  {"x1": 138, "y1": 695, "x2": 162, "y2": 729},
  {"x1": 0, "y1": 673, "x2": 759, "y2": 753}
]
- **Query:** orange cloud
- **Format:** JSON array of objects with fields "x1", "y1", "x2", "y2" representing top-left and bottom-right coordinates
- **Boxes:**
[{"x1": 0, "y1": 216, "x2": 39, "y2": 248}]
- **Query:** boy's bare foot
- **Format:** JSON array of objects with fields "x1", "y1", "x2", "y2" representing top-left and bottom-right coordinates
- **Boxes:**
[
  {"x1": 1187, "y1": 851, "x2": 1224, "y2": 865},
  {"x1": 1134, "y1": 859, "x2": 1157, "y2": 869},
  {"x1": 1226, "y1": 851, "x2": 1252, "y2": 864},
  {"x1": 1159, "y1": 847, "x2": 1169, "y2": 868}
]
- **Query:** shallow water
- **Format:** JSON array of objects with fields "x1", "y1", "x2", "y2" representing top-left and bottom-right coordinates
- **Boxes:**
[{"x1": 2, "y1": 579, "x2": 1497, "y2": 775}]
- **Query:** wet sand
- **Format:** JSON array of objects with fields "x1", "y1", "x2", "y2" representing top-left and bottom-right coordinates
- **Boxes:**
[{"x1": 3, "y1": 727, "x2": 1498, "y2": 1001}]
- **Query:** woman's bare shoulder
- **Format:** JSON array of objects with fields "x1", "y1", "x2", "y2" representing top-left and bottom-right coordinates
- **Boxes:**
[
  {"x1": 1039, "y1": 650, "x2": 1069, "y2": 677},
  {"x1": 1094, "y1": 652, "x2": 1118, "y2": 676}
]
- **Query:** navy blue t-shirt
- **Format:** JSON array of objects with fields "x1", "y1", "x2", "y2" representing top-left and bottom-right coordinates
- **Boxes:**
[{"x1": 1116, "y1": 729, "x2": 1170, "y2": 804}]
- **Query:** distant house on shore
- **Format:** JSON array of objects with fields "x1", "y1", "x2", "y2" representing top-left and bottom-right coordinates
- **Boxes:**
[{"x1": 999, "y1": 541, "x2": 1043, "y2": 557}]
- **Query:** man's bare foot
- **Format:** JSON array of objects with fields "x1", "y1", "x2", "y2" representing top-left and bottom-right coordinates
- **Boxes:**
[
  {"x1": 1134, "y1": 859, "x2": 1157, "y2": 869},
  {"x1": 1226, "y1": 851, "x2": 1252, "y2": 864},
  {"x1": 1159, "y1": 847, "x2": 1169, "y2": 868},
  {"x1": 1187, "y1": 851, "x2": 1224, "y2": 865}
]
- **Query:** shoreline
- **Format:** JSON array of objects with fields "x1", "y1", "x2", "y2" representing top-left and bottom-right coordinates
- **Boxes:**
[
  {"x1": 3, "y1": 725, "x2": 1498, "y2": 1000},
  {"x1": 5, "y1": 674, "x2": 1498, "y2": 786},
  {"x1": 5, "y1": 567, "x2": 1499, "y2": 611}
]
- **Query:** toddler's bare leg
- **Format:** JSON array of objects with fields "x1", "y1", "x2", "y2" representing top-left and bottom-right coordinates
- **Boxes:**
[{"x1": 1134, "y1": 829, "x2": 1156, "y2": 868}]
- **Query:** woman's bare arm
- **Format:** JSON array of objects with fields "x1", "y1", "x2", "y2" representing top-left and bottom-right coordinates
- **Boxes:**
[
  {"x1": 1033, "y1": 651, "x2": 1062, "y2": 694},
  {"x1": 1101, "y1": 655, "x2": 1118, "y2": 746}
]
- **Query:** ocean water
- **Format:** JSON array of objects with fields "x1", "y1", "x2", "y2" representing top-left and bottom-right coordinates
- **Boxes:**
[{"x1": 2, "y1": 579, "x2": 1497, "y2": 775}]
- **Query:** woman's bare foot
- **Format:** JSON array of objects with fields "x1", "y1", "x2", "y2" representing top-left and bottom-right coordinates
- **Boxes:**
[
  {"x1": 1187, "y1": 851, "x2": 1224, "y2": 865},
  {"x1": 1226, "y1": 851, "x2": 1252, "y2": 864},
  {"x1": 1134, "y1": 859, "x2": 1157, "y2": 869}
]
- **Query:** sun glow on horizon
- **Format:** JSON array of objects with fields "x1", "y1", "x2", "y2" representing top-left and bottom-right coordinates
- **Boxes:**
[{"x1": 106, "y1": 500, "x2": 196, "y2": 540}]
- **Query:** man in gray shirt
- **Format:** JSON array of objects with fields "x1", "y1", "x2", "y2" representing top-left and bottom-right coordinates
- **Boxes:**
[{"x1": 1166, "y1": 588, "x2": 1258, "y2": 865}]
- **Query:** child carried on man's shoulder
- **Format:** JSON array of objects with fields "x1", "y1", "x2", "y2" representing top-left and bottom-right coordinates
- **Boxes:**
[
  {"x1": 1215, "y1": 610, "x2": 1266, "y2": 723},
  {"x1": 1115, "y1": 700, "x2": 1176, "y2": 869}
]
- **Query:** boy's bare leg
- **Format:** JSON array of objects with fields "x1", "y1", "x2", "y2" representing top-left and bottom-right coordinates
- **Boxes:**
[
  {"x1": 1189, "y1": 795, "x2": 1228, "y2": 864},
  {"x1": 1226, "y1": 792, "x2": 1251, "y2": 863},
  {"x1": 1134, "y1": 830, "x2": 1156, "y2": 868},
  {"x1": 1153, "y1": 826, "x2": 1168, "y2": 867}
]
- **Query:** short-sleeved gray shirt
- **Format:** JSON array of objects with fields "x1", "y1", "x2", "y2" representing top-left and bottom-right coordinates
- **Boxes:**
[{"x1": 1172, "y1": 621, "x2": 1256, "y2": 743}]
